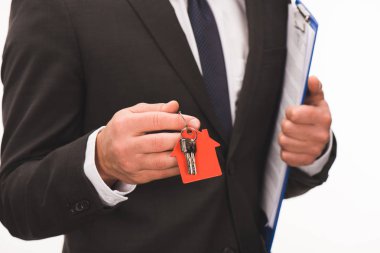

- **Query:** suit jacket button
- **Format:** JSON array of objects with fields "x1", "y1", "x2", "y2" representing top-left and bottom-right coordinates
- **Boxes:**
[
  {"x1": 74, "y1": 200, "x2": 90, "y2": 212},
  {"x1": 222, "y1": 247, "x2": 236, "y2": 253}
]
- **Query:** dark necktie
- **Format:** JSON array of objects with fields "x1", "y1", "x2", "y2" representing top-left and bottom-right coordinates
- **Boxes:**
[{"x1": 188, "y1": 0, "x2": 233, "y2": 141}]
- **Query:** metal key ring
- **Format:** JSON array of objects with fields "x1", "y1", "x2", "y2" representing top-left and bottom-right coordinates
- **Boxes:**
[{"x1": 181, "y1": 127, "x2": 197, "y2": 141}]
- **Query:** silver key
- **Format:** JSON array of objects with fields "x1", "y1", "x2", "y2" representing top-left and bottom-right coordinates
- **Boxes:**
[
  {"x1": 180, "y1": 138, "x2": 197, "y2": 175},
  {"x1": 180, "y1": 128, "x2": 197, "y2": 175}
]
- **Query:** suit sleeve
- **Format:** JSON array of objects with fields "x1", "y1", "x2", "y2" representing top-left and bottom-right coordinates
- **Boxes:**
[
  {"x1": 285, "y1": 134, "x2": 337, "y2": 198},
  {"x1": 0, "y1": 0, "x2": 113, "y2": 240}
]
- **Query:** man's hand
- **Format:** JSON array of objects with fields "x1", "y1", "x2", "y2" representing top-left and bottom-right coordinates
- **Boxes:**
[
  {"x1": 95, "y1": 101, "x2": 200, "y2": 186},
  {"x1": 279, "y1": 76, "x2": 332, "y2": 167}
]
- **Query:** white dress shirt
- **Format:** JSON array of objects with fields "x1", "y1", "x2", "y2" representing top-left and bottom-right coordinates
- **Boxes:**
[{"x1": 84, "y1": 0, "x2": 333, "y2": 206}]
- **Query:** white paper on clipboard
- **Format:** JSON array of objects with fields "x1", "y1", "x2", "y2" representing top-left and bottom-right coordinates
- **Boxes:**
[{"x1": 260, "y1": 1, "x2": 318, "y2": 251}]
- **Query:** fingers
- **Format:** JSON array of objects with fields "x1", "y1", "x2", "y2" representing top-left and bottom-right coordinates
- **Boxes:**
[
  {"x1": 131, "y1": 132, "x2": 180, "y2": 153},
  {"x1": 286, "y1": 106, "x2": 316, "y2": 125},
  {"x1": 136, "y1": 151, "x2": 178, "y2": 170},
  {"x1": 285, "y1": 105, "x2": 331, "y2": 126},
  {"x1": 280, "y1": 151, "x2": 316, "y2": 167},
  {"x1": 163, "y1": 100, "x2": 181, "y2": 113},
  {"x1": 281, "y1": 119, "x2": 330, "y2": 143},
  {"x1": 280, "y1": 103, "x2": 331, "y2": 167},
  {"x1": 305, "y1": 76, "x2": 324, "y2": 106},
  {"x1": 131, "y1": 112, "x2": 200, "y2": 134},
  {"x1": 279, "y1": 76, "x2": 332, "y2": 167},
  {"x1": 115, "y1": 101, "x2": 200, "y2": 134},
  {"x1": 98, "y1": 101, "x2": 200, "y2": 185},
  {"x1": 279, "y1": 111, "x2": 331, "y2": 166},
  {"x1": 128, "y1": 100, "x2": 179, "y2": 113},
  {"x1": 278, "y1": 132, "x2": 325, "y2": 157}
]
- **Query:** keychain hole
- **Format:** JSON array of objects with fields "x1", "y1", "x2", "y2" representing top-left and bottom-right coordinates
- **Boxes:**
[{"x1": 181, "y1": 127, "x2": 197, "y2": 141}]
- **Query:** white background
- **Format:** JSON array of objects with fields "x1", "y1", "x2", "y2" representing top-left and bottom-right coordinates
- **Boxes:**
[{"x1": 1, "y1": 0, "x2": 380, "y2": 252}]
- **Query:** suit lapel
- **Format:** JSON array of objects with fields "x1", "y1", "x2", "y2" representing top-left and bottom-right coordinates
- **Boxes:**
[
  {"x1": 228, "y1": 0, "x2": 265, "y2": 160},
  {"x1": 228, "y1": 0, "x2": 288, "y2": 160},
  {"x1": 226, "y1": 1, "x2": 288, "y2": 251},
  {"x1": 126, "y1": 0, "x2": 229, "y2": 144}
]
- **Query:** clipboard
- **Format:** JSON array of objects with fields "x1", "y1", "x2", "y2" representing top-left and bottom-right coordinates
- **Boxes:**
[{"x1": 260, "y1": 1, "x2": 319, "y2": 252}]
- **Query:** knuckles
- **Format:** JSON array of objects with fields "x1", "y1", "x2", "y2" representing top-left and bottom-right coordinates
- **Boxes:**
[
  {"x1": 321, "y1": 112, "x2": 332, "y2": 127},
  {"x1": 136, "y1": 102, "x2": 148, "y2": 108},
  {"x1": 151, "y1": 134, "x2": 163, "y2": 152},
  {"x1": 100, "y1": 105, "x2": 183, "y2": 185},
  {"x1": 280, "y1": 151, "x2": 287, "y2": 162},
  {"x1": 278, "y1": 133, "x2": 287, "y2": 148},
  {"x1": 278, "y1": 133, "x2": 323, "y2": 158},
  {"x1": 287, "y1": 110, "x2": 298, "y2": 122},
  {"x1": 152, "y1": 112, "x2": 161, "y2": 129},
  {"x1": 286, "y1": 102, "x2": 332, "y2": 127},
  {"x1": 153, "y1": 156, "x2": 167, "y2": 170},
  {"x1": 120, "y1": 155, "x2": 138, "y2": 172},
  {"x1": 317, "y1": 131, "x2": 330, "y2": 144},
  {"x1": 129, "y1": 102, "x2": 149, "y2": 113},
  {"x1": 281, "y1": 120, "x2": 293, "y2": 135},
  {"x1": 111, "y1": 111, "x2": 131, "y2": 134},
  {"x1": 310, "y1": 146, "x2": 322, "y2": 157}
]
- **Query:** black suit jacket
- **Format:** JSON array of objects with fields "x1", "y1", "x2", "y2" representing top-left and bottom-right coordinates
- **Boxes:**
[{"x1": 0, "y1": 0, "x2": 336, "y2": 252}]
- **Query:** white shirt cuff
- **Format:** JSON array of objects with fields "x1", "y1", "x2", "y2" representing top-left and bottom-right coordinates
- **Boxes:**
[
  {"x1": 84, "y1": 127, "x2": 137, "y2": 206},
  {"x1": 297, "y1": 130, "x2": 334, "y2": 177}
]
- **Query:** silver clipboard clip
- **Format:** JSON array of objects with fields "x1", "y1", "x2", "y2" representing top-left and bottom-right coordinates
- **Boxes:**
[{"x1": 294, "y1": 3, "x2": 311, "y2": 33}]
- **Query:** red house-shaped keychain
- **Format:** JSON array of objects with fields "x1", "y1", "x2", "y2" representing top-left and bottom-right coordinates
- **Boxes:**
[{"x1": 171, "y1": 129, "x2": 222, "y2": 184}]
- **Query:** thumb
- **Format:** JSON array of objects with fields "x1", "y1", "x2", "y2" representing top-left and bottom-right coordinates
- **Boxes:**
[
  {"x1": 305, "y1": 76, "x2": 324, "y2": 106},
  {"x1": 128, "y1": 100, "x2": 180, "y2": 113}
]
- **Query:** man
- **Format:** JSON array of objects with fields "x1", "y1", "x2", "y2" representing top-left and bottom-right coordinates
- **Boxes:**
[{"x1": 0, "y1": 0, "x2": 336, "y2": 252}]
